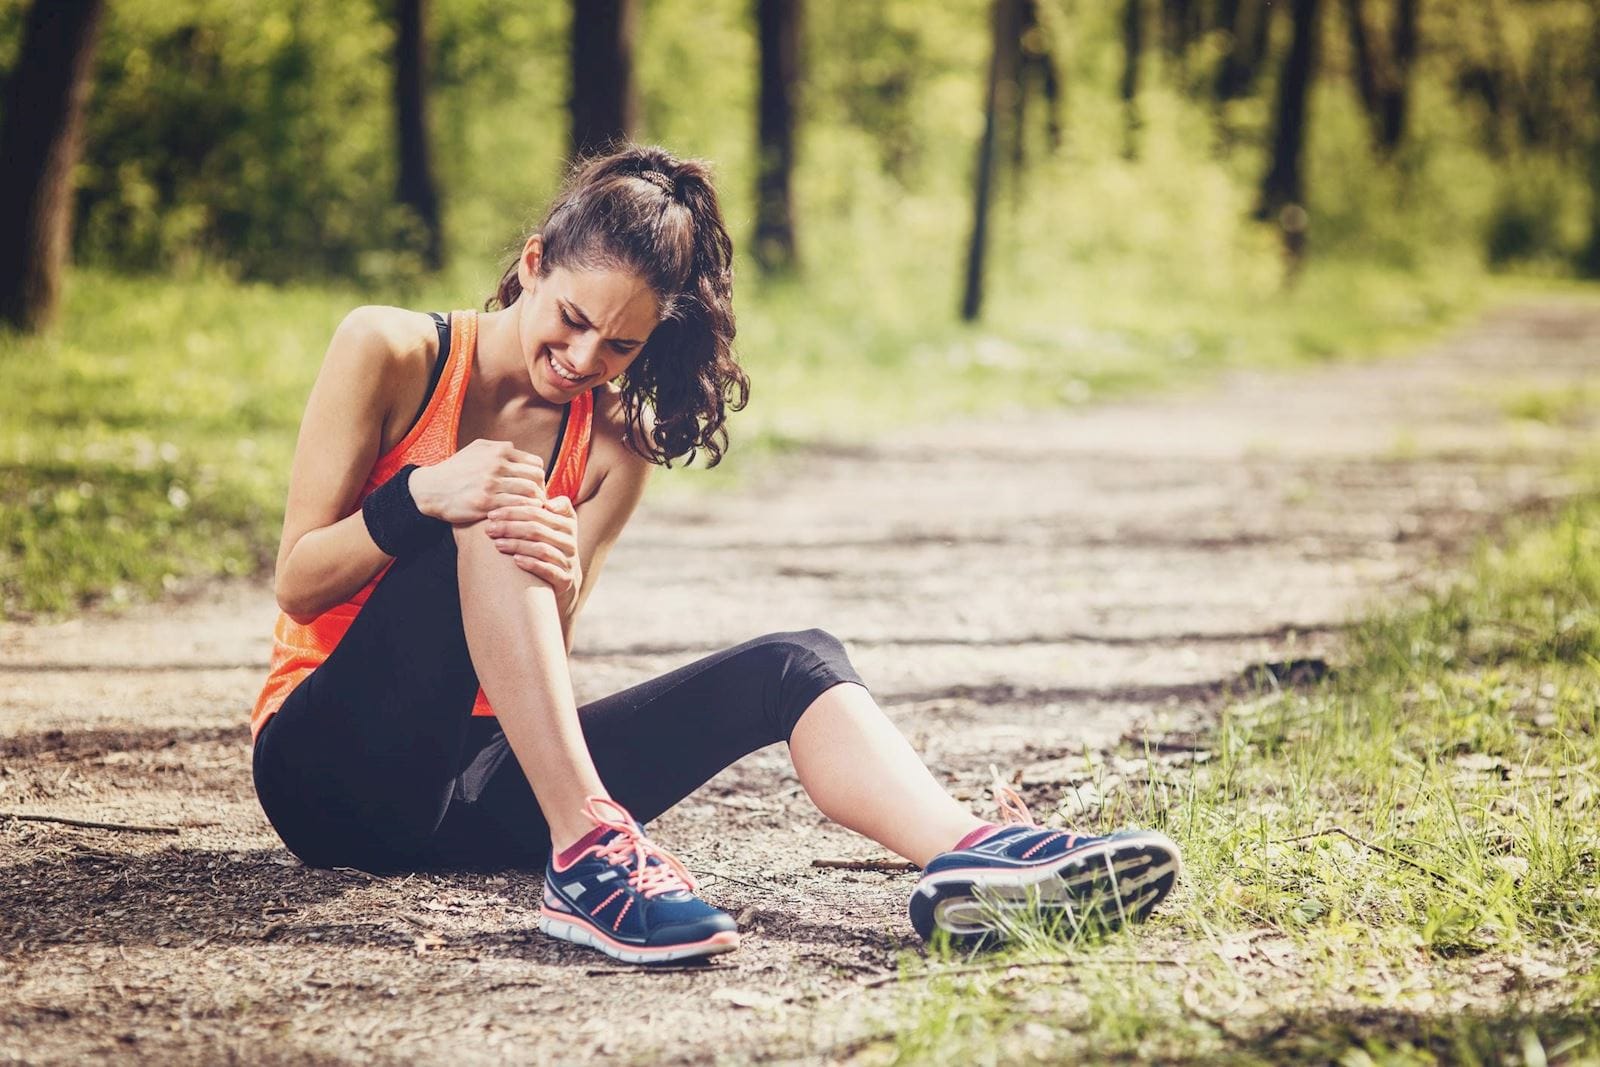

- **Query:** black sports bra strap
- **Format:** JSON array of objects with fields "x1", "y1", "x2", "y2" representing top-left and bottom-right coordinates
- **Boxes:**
[{"x1": 405, "y1": 312, "x2": 452, "y2": 436}]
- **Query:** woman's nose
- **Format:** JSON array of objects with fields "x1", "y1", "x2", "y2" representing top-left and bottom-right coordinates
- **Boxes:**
[{"x1": 569, "y1": 334, "x2": 605, "y2": 374}]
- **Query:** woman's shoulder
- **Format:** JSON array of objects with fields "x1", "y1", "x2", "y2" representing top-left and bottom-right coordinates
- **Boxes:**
[
  {"x1": 587, "y1": 383, "x2": 655, "y2": 479},
  {"x1": 326, "y1": 305, "x2": 440, "y2": 376}
]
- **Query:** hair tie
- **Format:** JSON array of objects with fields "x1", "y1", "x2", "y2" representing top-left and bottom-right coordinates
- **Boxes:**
[{"x1": 639, "y1": 169, "x2": 674, "y2": 195}]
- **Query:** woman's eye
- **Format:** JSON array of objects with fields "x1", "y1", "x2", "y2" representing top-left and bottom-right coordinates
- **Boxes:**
[{"x1": 560, "y1": 310, "x2": 580, "y2": 329}]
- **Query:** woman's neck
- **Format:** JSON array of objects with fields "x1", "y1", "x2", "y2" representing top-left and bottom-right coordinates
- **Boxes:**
[{"x1": 475, "y1": 306, "x2": 562, "y2": 413}]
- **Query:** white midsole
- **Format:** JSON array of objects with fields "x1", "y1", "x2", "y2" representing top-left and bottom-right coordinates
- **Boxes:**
[
  {"x1": 537, "y1": 914, "x2": 737, "y2": 965},
  {"x1": 916, "y1": 833, "x2": 1182, "y2": 937},
  {"x1": 935, "y1": 878, "x2": 1170, "y2": 936}
]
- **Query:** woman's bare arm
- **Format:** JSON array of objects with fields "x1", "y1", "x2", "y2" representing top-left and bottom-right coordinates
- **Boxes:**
[{"x1": 272, "y1": 307, "x2": 422, "y2": 623}]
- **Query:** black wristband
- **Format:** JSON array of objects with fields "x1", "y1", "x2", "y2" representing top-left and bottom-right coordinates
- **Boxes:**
[{"x1": 362, "y1": 464, "x2": 449, "y2": 557}]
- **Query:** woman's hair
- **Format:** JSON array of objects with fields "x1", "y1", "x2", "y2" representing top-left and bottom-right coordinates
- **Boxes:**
[{"x1": 488, "y1": 144, "x2": 748, "y2": 468}]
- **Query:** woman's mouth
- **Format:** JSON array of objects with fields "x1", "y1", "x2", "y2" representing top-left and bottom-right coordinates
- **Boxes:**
[{"x1": 544, "y1": 349, "x2": 591, "y2": 386}]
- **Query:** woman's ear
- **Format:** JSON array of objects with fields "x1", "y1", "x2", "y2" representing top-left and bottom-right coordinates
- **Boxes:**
[{"x1": 515, "y1": 234, "x2": 544, "y2": 291}]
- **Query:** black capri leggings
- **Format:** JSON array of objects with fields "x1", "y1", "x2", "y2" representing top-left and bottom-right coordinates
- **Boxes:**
[{"x1": 251, "y1": 527, "x2": 865, "y2": 873}]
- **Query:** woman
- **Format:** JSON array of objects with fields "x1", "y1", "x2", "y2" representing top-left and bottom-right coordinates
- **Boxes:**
[{"x1": 251, "y1": 144, "x2": 1181, "y2": 966}]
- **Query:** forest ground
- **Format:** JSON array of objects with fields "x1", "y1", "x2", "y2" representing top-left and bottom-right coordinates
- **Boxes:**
[{"x1": 1, "y1": 300, "x2": 1597, "y2": 1065}]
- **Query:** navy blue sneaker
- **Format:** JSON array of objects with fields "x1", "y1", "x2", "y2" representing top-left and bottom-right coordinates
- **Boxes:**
[
  {"x1": 539, "y1": 797, "x2": 739, "y2": 965},
  {"x1": 908, "y1": 787, "x2": 1181, "y2": 944}
]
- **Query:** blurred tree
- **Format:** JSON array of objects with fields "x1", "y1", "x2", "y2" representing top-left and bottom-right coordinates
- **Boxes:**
[
  {"x1": 0, "y1": 0, "x2": 105, "y2": 332},
  {"x1": 395, "y1": 0, "x2": 443, "y2": 270},
  {"x1": 1160, "y1": 0, "x2": 1200, "y2": 64},
  {"x1": 1121, "y1": 0, "x2": 1145, "y2": 158},
  {"x1": 1216, "y1": 0, "x2": 1273, "y2": 100},
  {"x1": 1013, "y1": 0, "x2": 1064, "y2": 170},
  {"x1": 755, "y1": 0, "x2": 800, "y2": 273},
  {"x1": 1257, "y1": 0, "x2": 1322, "y2": 266},
  {"x1": 571, "y1": 0, "x2": 637, "y2": 159},
  {"x1": 1583, "y1": 7, "x2": 1600, "y2": 278},
  {"x1": 963, "y1": 0, "x2": 1025, "y2": 321},
  {"x1": 1341, "y1": 0, "x2": 1418, "y2": 153},
  {"x1": 1342, "y1": 0, "x2": 1382, "y2": 121},
  {"x1": 1378, "y1": 0, "x2": 1417, "y2": 151}
]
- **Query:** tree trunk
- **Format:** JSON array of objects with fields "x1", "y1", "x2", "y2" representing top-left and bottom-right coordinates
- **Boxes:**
[
  {"x1": 1257, "y1": 0, "x2": 1321, "y2": 221},
  {"x1": 754, "y1": 0, "x2": 801, "y2": 274},
  {"x1": 570, "y1": 0, "x2": 637, "y2": 160},
  {"x1": 0, "y1": 0, "x2": 105, "y2": 333},
  {"x1": 1121, "y1": 0, "x2": 1145, "y2": 158},
  {"x1": 1377, "y1": 0, "x2": 1417, "y2": 151},
  {"x1": 1018, "y1": 0, "x2": 1065, "y2": 158},
  {"x1": 1229, "y1": 0, "x2": 1275, "y2": 98},
  {"x1": 1215, "y1": 0, "x2": 1255, "y2": 99},
  {"x1": 395, "y1": 0, "x2": 443, "y2": 270},
  {"x1": 962, "y1": 0, "x2": 1025, "y2": 322},
  {"x1": 1582, "y1": 12, "x2": 1600, "y2": 278},
  {"x1": 1035, "y1": 7, "x2": 1065, "y2": 153},
  {"x1": 1161, "y1": 0, "x2": 1194, "y2": 60},
  {"x1": 1341, "y1": 0, "x2": 1382, "y2": 125}
]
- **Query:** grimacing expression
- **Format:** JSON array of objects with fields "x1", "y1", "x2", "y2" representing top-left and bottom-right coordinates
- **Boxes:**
[{"x1": 517, "y1": 256, "x2": 661, "y2": 403}]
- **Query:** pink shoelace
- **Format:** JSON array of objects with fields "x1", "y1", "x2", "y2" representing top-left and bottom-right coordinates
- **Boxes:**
[
  {"x1": 991, "y1": 766, "x2": 1081, "y2": 855},
  {"x1": 583, "y1": 796, "x2": 698, "y2": 898},
  {"x1": 991, "y1": 765, "x2": 1037, "y2": 826}
]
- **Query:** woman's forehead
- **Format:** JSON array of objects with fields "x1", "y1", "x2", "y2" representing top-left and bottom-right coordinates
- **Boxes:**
[{"x1": 548, "y1": 266, "x2": 660, "y2": 337}]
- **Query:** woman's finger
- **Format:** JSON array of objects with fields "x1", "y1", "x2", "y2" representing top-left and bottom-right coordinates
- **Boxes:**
[
  {"x1": 487, "y1": 508, "x2": 573, "y2": 534},
  {"x1": 512, "y1": 555, "x2": 567, "y2": 585},
  {"x1": 489, "y1": 492, "x2": 544, "y2": 512},
  {"x1": 489, "y1": 525, "x2": 576, "y2": 554},
  {"x1": 493, "y1": 537, "x2": 573, "y2": 564},
  {"x1": 494, "y1": 476, "x2": 547, "y2": 500},
  {"x1": 503, "y1": 461, "x2": 547, "y2": 485},
  {"x1": 503, "y1": 448, "x2": 546, "y2": 469}
]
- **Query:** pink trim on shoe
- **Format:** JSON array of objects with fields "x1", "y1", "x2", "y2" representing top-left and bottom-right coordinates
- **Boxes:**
[{"x1": 539, "y1": 905, "x2": 741, "y2": 958}]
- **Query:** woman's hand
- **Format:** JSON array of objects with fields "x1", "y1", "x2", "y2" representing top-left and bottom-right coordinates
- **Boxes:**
[
  {"x1": 409, "y1": 439, "x2": 547, "y2": 524},
  {"x1": 485, "y1": 496, "x2": 583, "y2": 614}
]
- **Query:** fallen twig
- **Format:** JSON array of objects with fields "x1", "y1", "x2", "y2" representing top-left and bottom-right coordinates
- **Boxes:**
[
  {"x1": 811, "y1": 858, "x2": 919, "y2": 873},
  {"x1": 853, "y1": 956, "x2": 1186, "y2": 991},
  {"x1": 0, "y1": 811, "x2": 182, "y2": 835},
  {"x1": 694, "y1": 866, "x2": 810, "y2": 904},
  {"x1": 1273, "y1": 826, "x2": 1472, "y2": 890}
]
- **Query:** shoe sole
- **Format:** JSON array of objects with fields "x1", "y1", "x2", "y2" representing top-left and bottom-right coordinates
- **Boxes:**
[
  {"x1": 910, "y1": 831, "x2": 1182, "y2": 943},
  {"x1": 538, "y1": 908, "x2": 740, "y2": 965}
]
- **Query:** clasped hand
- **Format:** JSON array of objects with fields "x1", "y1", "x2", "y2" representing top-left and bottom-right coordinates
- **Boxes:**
[{"x1": 409, "y1": 439, "x2": 581, "y2": 611}]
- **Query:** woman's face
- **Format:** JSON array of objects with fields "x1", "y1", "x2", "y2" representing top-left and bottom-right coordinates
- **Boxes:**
[{"x1": 514, "y1": 236, "x2": 660, "y2": 405}]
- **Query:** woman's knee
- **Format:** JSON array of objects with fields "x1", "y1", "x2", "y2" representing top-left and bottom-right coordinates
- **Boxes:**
[{"x1": 736, "y1": 628, "x2": 866, "y2": 740}]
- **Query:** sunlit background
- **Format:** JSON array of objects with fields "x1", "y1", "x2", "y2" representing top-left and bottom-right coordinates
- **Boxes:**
[{"x1": 2, "y1": 0, "x2": 1598, "y2": 615}]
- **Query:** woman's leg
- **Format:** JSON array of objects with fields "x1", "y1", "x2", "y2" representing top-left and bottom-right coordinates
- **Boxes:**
[
  {"x1": 438, "y1": 629, "x2": 981, "y2": 868},
  {"x1": 452, "y1": 521, "x2": 608, "y2": 851},
  {"x1": 788, "y1": 684, "x2": 984, "y2": 866}
]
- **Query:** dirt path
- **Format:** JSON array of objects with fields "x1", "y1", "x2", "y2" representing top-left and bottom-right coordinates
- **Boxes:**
[{"x1": 2, "y1": 302, "x2": 1597, "y2": 1064}]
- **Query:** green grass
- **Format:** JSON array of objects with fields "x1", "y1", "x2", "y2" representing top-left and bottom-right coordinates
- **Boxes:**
[
  {"x1": 844, "y1": 491, "x2": 1600, "y2": 1066},
  {"x1": 0, "y1": 258, "x2": 1492, "y2": 618}
]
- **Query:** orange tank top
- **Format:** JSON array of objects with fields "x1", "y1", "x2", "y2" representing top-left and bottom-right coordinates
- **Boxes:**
[{"x1": 250, "y1": 309, "x2": 594, "y2": 740}]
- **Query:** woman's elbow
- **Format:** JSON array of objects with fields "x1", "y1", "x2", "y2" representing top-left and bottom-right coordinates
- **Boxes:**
[{"x1": 274, "y1": 576, "x2": 323, "y2": 626}]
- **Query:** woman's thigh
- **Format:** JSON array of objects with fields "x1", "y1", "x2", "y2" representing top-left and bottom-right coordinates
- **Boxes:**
[{"x1": 252, "y1": 529, "x2": 483, "y2": 869}]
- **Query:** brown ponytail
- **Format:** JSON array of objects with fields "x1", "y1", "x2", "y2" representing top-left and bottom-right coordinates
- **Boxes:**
[{"x1": 487, "y1": 145, "x2": 749, "y2": 468}]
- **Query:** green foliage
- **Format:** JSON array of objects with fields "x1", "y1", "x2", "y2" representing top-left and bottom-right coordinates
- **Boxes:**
[
  {"x1": 0, "y1": 271, "x2": 361, "y2": 615},
  {"x1": 0, "y1": 0, "x2": 1594, "y2": 282}
]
